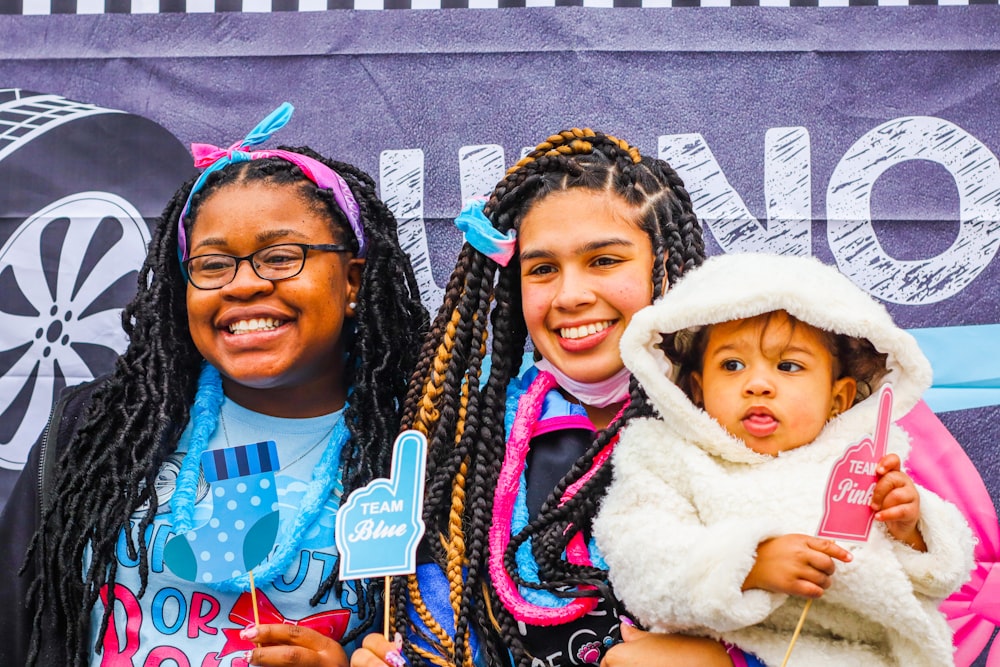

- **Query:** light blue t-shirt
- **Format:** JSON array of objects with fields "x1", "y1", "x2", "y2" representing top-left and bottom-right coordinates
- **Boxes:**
[{"x1": 88, "y1": 398, "x2": 369, "y2": 666}]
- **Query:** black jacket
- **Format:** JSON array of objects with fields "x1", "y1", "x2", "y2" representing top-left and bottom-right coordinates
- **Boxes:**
[{"x1": 0, "y1": 379, "x2": 102, "y2": 667}]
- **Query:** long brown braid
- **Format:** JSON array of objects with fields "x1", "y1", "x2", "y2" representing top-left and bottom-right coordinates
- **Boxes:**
[{"x1": 393, "y1": 129, "x2": 705, "y2": 667}]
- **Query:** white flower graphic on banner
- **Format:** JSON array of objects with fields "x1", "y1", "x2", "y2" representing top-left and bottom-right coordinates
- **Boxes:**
[{"x1": 0, "y1": 192, "x2": 150, "y2": 469}]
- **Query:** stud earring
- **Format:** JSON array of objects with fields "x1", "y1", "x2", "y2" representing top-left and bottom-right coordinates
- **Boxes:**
[{"x1": 348, "y1": 301, "x2": 357, "y2": 310}]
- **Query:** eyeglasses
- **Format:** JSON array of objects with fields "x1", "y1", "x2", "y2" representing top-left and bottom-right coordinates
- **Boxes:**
[{"x1": 184, "y1": 243, "x2": 350, "y2": 290}]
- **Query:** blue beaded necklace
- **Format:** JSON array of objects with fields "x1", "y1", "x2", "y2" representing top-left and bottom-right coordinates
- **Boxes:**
[{"x1": 170, "y1": 363, "x2": 349, "y2": 593}]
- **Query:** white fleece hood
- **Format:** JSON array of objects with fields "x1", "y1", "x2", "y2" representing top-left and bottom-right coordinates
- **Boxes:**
[
  {"x1": 620, "y1": 253, "x2": 933, "y2": 464},
  {"x1": 599, "y1": 254, "x2": 972, "y2": 666}
]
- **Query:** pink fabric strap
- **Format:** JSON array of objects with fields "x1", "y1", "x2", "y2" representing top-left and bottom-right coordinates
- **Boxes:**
[
  {"x1": 489, "y1": 371, "x2": 598, "y2": 625},
  {"x1": 488, "y1": 370, "x2": 627, "y2": 625},
  {"x1": 489, "y1": 371, "x2": 610, "y2": 626}
]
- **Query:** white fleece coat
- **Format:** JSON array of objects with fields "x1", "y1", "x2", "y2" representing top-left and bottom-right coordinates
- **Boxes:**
[{"x1": 593, "y1": 254, "x2": 975, "y2": 667}]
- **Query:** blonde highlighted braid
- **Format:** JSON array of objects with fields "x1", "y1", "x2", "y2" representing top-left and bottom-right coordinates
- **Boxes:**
[
  {"x1": 507, "y1": 128, "x2": 641, "y2": 176},
  {"x1": 393, "y1": 129, "x2": 705, "y2": 667}
]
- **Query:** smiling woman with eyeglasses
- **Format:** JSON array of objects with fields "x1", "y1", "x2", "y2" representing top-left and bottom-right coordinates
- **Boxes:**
[{"x1": 0, "y1": 104, "x2": 428, "y2": 667}]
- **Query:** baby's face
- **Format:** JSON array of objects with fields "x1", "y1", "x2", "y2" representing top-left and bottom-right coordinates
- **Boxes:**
[{"x1": 690, "y1": 311, "x2": 856, "y2": 456}]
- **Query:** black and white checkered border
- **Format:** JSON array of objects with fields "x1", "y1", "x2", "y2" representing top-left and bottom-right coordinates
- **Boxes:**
[{"x1": 3, "y1": 0, "x2": 993, "y2": 13}]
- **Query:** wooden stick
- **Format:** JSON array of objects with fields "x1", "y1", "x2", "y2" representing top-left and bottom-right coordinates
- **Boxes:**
[
  {"x1": 384, "y1": 576, "x2": 392, "y2": 640},
  {"x1": 249, "y1": 569, "x2": 261, "y2": 630},
  {"x1": 780, "y1": 598, "x2": 812, "y2": 667}
]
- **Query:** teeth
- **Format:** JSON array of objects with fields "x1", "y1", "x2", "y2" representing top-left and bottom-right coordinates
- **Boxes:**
[
  {"x1": 560, "y1": 320, "x2": 613, "y2": 340},
  {"x1": 229, "y1": 318, "x2": 282, "y2": 334}
]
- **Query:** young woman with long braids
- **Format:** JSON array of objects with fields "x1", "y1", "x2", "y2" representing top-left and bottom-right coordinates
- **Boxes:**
[
  {"x1": 0, "y1": 104, "x2": 427, "y2": 667},
  {"x1": 352, "y1": 128, "x2": 764, "y2": 667}
]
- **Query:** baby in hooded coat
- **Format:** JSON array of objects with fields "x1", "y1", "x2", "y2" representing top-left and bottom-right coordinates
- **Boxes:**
[{"x1": 594, "y1": 253, "x2": 974, "y2": 667}]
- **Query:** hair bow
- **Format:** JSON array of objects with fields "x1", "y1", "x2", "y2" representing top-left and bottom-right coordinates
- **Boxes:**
[
  {"x1": 454, "y1": 198, "x2": 516, "y2": 267},
  {"x1": 220, "y1": 590, "x2": 352, "y2": 656},
  {"x1": 177, "y1": 103, "x2": 365, "y2": 265}
]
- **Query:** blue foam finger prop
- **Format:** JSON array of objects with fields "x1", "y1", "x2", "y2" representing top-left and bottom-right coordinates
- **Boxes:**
[{"x1": 336, "y1": 430, "x2": 428, "y2": 579}]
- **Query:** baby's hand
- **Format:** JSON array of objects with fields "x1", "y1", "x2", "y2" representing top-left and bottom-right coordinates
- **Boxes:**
[
  {"x1": 871, "y1": 454, "x2": 927, "y2": 552},
  {"x1": 742, "y1": 534, "x2": 852, "y2": 598}
]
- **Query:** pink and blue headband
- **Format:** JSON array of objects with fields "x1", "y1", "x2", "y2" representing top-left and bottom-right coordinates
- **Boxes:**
[{"x1": 177, "y1": 103, "x2": 365, "y2": 263}]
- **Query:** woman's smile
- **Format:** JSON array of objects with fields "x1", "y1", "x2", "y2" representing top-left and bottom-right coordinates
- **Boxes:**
[
  {"x1": 226, "y1": 317, "x2": 285, "y2": 334},
  {"x1": 558, "y1": 319, "x2": 617, "y2": 341},
  {"x1": 556, "y1": 319, "x2": 618, "y2": 352}
]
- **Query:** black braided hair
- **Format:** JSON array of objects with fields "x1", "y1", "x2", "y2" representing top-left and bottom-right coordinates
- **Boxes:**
[
  {"x1": 395, "y1": 129, "x2": 705, "y2": 667},
  {"x1": 25, "y1": 147, "x2": 428, "y2": 666}
]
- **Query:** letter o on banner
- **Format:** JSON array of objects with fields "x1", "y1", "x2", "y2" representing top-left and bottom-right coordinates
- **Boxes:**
[
  {"x1": 0, "y1": 89, "x2": 194, "y2": 473},
  {"x1": 827, "y1": 116, "x2": 1000, "y2": 306}
]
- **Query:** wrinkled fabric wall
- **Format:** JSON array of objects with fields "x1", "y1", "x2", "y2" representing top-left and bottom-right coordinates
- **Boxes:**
[{"x1": 0, "y1": 13, "x2": 997, "y2": 641}]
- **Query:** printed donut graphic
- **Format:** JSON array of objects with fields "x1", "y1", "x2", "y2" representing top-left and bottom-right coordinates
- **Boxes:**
[{"x1": 0, "y1": 89, "x2": 194, "y2": 471}]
